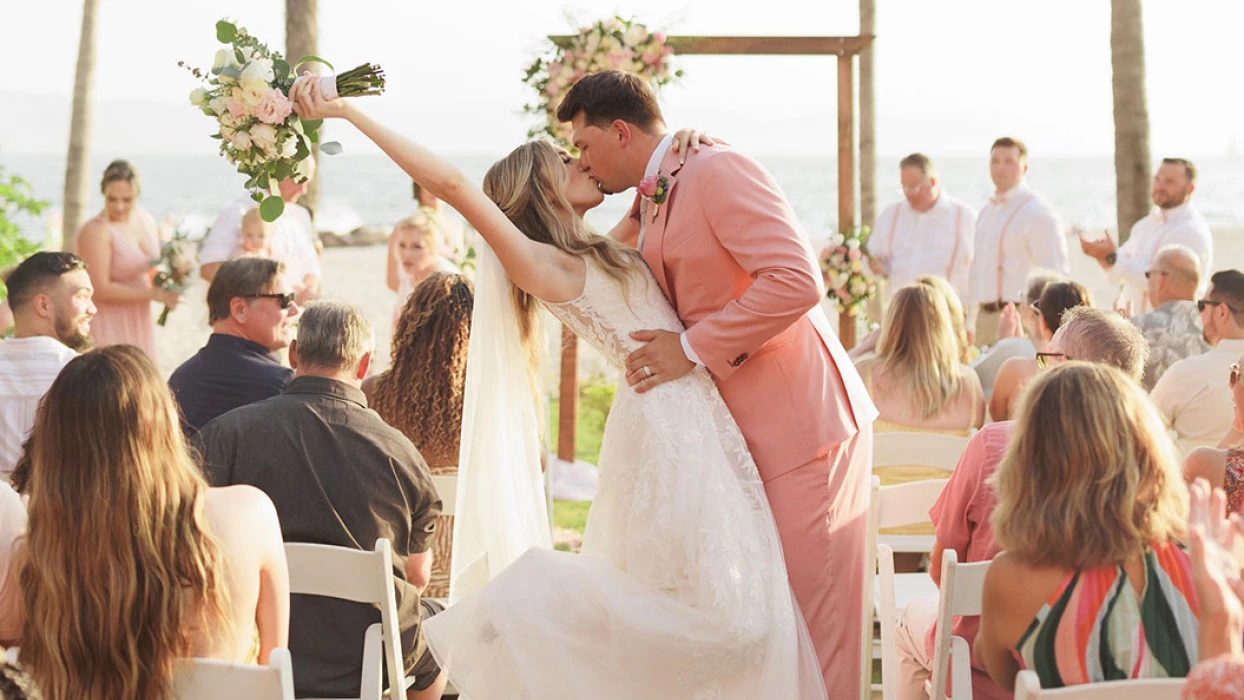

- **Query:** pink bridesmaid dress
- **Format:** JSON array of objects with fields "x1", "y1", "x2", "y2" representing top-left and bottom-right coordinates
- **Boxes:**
[{"x1": 80, "y1": 214, "x2": 158, "y2": 358}]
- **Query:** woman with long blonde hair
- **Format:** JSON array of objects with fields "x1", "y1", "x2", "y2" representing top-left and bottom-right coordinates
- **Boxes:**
[
  {"x1": 0, "y1": 345, "x2": 289, "y2": 699},
  {"x1": 291, "y1": 77, "x2": 828, "y2": 698},
  {"x1": 365, "y1": 272, "x2": 474, "y2": 598},
  {"x1": 977, "y1": 362, "x2": 1196, "y2": 690}
]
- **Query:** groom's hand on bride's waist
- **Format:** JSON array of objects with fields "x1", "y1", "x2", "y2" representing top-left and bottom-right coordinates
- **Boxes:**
[{"x1": 625, "y1": 330, "x2": 695, "y2": 393}]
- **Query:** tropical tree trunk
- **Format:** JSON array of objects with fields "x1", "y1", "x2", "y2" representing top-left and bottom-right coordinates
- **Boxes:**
[
  {"x1": 1110, "y1": 0, "x2": 1151, "y2": 245},
  {"x1": 286, "y1": 0, "x2": 320, "y2": 217},
  {"x1": 858, "y1": 0, "x2": 876, "y2": 233},
  {"x1": 61, "y1": 0, "x2": 98, "y2": 252}
]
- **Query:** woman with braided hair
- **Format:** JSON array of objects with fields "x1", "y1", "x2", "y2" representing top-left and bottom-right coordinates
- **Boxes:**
[{"x1": 364, "y1": 272, "x2": 473, "y2": 599}]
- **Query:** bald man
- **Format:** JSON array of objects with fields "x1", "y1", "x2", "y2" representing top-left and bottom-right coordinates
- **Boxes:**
[{"x1": 1130, "y1": 244, "x2": 1209, "y2": 389}]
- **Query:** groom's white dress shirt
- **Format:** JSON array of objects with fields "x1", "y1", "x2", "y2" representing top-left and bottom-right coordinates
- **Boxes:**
[{"x1": 1109, "y1": 201, "x2": 1213, "y2": 313}]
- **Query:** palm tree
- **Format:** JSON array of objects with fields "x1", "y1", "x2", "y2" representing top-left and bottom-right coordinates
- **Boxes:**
[
  {"x1": 286, "y1": 0, "x2": 320, "y2": 216},
  {"x1": 1110, "y1": 0, "x2": 1151, "y2": 245},
  {"x1": 61, "y1": 0, "x2": 98, "y2": 252}
]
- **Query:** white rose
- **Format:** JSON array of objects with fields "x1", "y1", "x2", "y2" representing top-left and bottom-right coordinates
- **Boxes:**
[
  {"x1": 279, "y1": 136, "x2": 298, "y2": 159},
  {"x1": 208, "y1": 97, "x2": 229, "y2": 116},
  {"x1": 189, "y1": 87, "x2": 209, "y2": 107},
  {"x1": 623, "y1": 25, "x2": 647, "y2": 46},
  {"x1": 249, "y1": 123, "x2": 278, "y2": 155},
  {"x1": 231, "y1": 130, "x2": 252, "y2": 151},
  {"x1": 846, "y1": 238, "x2": 861, "y2": 250},
  {"x1": 239, "y1": 80, "x2": 268, "y2": 107},
  {"x1": 212, "y1": 50, "x2": 229, "y2": 71},
  {"x1": 240, "y1": 58, "x2": 275, "y2": 85}
]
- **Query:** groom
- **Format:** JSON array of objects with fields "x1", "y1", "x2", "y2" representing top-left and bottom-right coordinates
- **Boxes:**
[{"x1": 558, "y1": 71, "x2": 878, "y2": 696}]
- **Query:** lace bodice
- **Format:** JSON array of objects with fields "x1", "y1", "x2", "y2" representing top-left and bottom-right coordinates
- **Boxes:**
[{"x1": 543, "y1": 258, "x2": 684, "y2": 368}]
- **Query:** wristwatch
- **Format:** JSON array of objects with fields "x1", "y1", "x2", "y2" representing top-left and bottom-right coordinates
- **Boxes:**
[{"x1": 1104, "y1": 252, "x2": 1117, "y2": 266}]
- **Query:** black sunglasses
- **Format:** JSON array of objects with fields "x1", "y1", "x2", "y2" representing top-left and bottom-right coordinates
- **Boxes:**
[
  {"x1": 1036, "y1": 352, "x2": 1068, "y2": 369},
  {"x1": 1198, "y1": 299, "x2": 1239, "y2": 313},
  {"x1": 245, "y1": 292, "x2": 296, "y2": 309}
]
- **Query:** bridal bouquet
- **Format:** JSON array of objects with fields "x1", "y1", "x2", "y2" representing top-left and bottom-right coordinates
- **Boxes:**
[
  {"x1": 820, "y1": 227, "x2": 877, "y2": 318},
  {"x1": 181, "y1": 19, "x2": 385, "y2": 221},
  {"x1": 152, "y1": 229, "x2": 194, "y2": 327}
]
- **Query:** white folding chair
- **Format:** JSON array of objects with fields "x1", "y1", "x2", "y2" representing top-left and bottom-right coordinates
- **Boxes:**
[
  {"x1": 925, "y1": 550, "x2": 991, "y2": 700},
  {"x1": 431, "y1": 474, "x2": 457, "y2": 518},
  {"x1": 173, "y1": 647, "x2": 296, "y2": 700},
  {"x1": 1013, "y1": 670, "x2": 1184, "y2": 699},
  {"x1": 284, "y1": 539, "x2": 407, "y2": 700},
  {"x1": 865, "y1": 477, "x2": 950, "y2": 700},
  {"x1": 871, "y1": 431, "x2": 969, "y2": 553}
]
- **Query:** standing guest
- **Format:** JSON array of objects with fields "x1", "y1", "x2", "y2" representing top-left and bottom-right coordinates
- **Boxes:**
[
  {"x1": 385, "y1": 212, "x2": 461, "y2": 328},
  {"x1": 195, "y1": 302, "x2": 446, "y2": 700},
  {"x1": 988, "y1": 280, "x2": 1091, "y2": 421},
  {"x1": 1182, "y1": 354, "x2": 1244, "y2": 513},
  {"x1": 976, "y1": 362, "x2": 1195, "y2": 691},
  {"x1": 412, "y1": 180, "x2": 466, "y2": 259},
  {"x1": 1130, "y1": 244, "x2": 1209, "y2": 390},
  {"x1": 970, "y1": 271, "x2": 1062, "y2": 400},
  {"x1": 1152, "y1": 269, "x2": 1244, "y2": 454},
  {"x1": 364, "y1": 273, "x2": 473, "y2": 599},
  {"x1": 74, "y1": 160, "x2": 180, "y2": 357},
  {"x1": 1081, "y1": 158, "x2": 1213, "y2": 313},
  {"x1": 199, "y1": 159, "x2": 321, "y2": 303},
  {"x1": 0, "y1": 345, "x2": 289, "y2": 695},
  {"x1": 894, "y1": 307, "x2": 1149, "y2": 700},
  {"x1": 869, "y1": 154, "x2": 976, "y2": 304},
  {"x1": 168, "y1": 258, "x2": 298, "y2": 434},
  {"x1": 966, "y1": 137, "x2": 1070, "y2": 347},
  {"x1": 0, "y1": 252, "x2": 95, "y2": 477}
]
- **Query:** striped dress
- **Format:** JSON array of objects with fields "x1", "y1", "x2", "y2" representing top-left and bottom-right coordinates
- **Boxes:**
[{"x1": 1013, "y1": 541, "x2": 1199, "y2": 687}]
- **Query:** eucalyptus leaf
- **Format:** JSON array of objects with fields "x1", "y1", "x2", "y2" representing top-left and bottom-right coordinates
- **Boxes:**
[
  {"x1": 320, "y1": 141, "x2": 343, "y2": 156},
  {"x1": 273, "y1": 59, "x2": 290, "y2": 80},
  {"x1": 295, "y1": 55, "x2": 335, "y2": 72},
  {"x1": 219, "y1": 66, "x2": 241, "y2": 80},
  {"x1": 300, "y1": 118, "x2": 322, "y2": 133},
  {"x1": 259, "y1": 195, "x2": 285, "y2": 222},
  {"x1": 251, "y1": 191, "x2": 265, "y2": 202},
  {"x1": 216, "y1": 20, "x2": 237, "y2": 43}
]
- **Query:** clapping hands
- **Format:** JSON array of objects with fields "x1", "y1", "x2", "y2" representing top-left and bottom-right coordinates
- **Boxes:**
[{"x1": 1188, "y1": 479, "x2": 1244, "y2": 660}]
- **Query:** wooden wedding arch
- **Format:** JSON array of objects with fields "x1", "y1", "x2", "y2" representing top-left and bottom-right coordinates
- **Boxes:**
[{"x1": 548, "y1": 33, "x2": 873, "y2": 464}]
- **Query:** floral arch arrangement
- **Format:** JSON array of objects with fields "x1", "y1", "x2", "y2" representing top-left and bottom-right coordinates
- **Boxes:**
[{"x1": 523, "y1": 16, "x2": 681, "y2": 146}]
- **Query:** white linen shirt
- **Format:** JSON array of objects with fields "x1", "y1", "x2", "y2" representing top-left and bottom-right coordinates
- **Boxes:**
[
  {"x1": 0, "y1": 336, "x2": 78, "y2": 477},
  {"x1": 199, "y1": 194, "x2": 322, "y2": 285},
  {"x1": 1149, "y1": 336, "x2": 1244, "y2": 455},
  {"x1": 966, "y1": 183, "x2": 1070, "y2": 326},
  {"x1": 1109, "y1": 201, "x2": 1213, "y2": 312},
  {"x1": 870, "y1": 193, "x2": 976, "y2": 303}
]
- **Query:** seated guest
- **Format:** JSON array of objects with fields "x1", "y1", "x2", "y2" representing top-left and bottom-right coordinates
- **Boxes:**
[
  {"x1": 1131, "y1": 244, "x2": 1210, "y2": 390},
  {"x1": 970, "y1": 271, "x2": 1062, "y2": 401},
  {"x1": 1182, "y1": 351, "x2": 1244, "y2": 513},
  {"x1": 895, "y1": 307, "x2": 1148, "y2": 700},
  {"x1": 988, "y1": 280, "x2": 1091, "y2": 421},
  {"x1": 855, "y1": 283, "x2": 985, "y2": 477},
  {"x1": 195, "y1": 302, "x2": 447, "y2": 700},
  {"x1": 168, "y1": 258, "x2": 298, "y2": 433},
  {"x1": 1152, "y1": 269, "x2": 1244, "y2": 454},
  {"x1": 976, "y1": 362, "x2": 1194, "y2": 690},
  {"x1": 0, "y1": 252, "x2": 95, "y2": 477},
  {"x1": 915, "y1": 275, "x2": 974, "y2": 364},
  {"x1": 364, "y1": 273, "x2": 472, "y2": 600},
  {"x1": 0, "y1": 345, "x2": 289, "y2": 697}
]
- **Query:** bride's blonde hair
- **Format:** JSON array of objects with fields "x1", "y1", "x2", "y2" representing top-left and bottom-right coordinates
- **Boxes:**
[{"x1": 482, "y1": 140, "x2": 642, "y2": 366}]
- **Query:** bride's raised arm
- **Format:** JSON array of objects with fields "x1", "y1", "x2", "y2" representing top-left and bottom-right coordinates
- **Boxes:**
[{"x1": 288, "y1": 77, "x2": 583, "y2": 302}]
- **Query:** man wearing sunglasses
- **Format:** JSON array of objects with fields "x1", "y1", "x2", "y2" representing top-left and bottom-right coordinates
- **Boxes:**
[
  {"x1": 169, "y1": 257, "x2": 301, "y2": 433},
  {"x1": 1151, "y1": 269, "x2": 1244, "y2": 454}
]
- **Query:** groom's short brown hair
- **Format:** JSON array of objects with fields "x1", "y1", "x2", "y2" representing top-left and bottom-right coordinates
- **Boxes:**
[{"x1": 556, "y1": 71, "x2": 665, "y2": 133}]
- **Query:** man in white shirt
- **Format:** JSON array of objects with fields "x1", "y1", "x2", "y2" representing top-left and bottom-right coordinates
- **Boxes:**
[
  {"x1": 1150, "y1": 269, "x2": 1244, "y2": 455},
  {"x1": 1081, "y1": 158, "x2": 1213, "y2": 314},
  {"x1": 199, "y1": 159, "x2": 321, "y2": 302},
  {"x1": 0, "y1": 252, "x2": 96, "y2": 477},
  {"x1": 967, "y1": 137, "x2": 1071, "y2": 347},
  {"x1": 868, "y1": 153, "x2": 976, "y2": 304}
]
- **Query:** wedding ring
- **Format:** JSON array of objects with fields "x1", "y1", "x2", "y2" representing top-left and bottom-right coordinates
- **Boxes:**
[{"x1": 643, "y1": 366, "x2": 653, "y2": 378}]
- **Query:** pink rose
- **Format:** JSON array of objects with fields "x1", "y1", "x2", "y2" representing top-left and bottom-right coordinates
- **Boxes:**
[
  {"x1": 252, "y1": 88, "x2": 293, "y2": 125},
  {"x1": 548, "y1": 62, "x2": 563, "y2": 78},
  {"x1": 848, "y1": 248, "x2": 862, "y2": 261},
  {"x1": 642, "y1": 51, "x2": 658, "y2": 66},
  {"x1": 837, "y1": 245, "x2": 848, "y2": 255},
  {"x1": 545, "y1": 83, "x2": 559, "y2": 95},
  {"x1": 638, "y1": 176, "x2": 658, "y2": 198},
  {"x1": 653, "y1": 31, "x2": 667, "y2": 44},
  {"x1": 226, "y1": 98, "x2": 247, "y2": 120},
  {"x1": 836, "y1": 288, "x2": 851, "y2": 301}
]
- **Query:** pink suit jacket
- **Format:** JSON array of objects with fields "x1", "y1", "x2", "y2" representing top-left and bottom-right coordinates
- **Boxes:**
[{"x1": 635, "y1": 145, "x2": 878, "y2": 481}]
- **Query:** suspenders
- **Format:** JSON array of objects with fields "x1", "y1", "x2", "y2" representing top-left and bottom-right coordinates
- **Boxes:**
[
  {"x1": 992, "y1": 195, "x2": 1036, "y2": 302},
  {"x1": 884, "y1": 200, "x2": 965, "y2": 281}
]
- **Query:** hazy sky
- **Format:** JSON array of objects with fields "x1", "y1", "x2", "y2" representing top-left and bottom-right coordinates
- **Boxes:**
[{"x1": 2, "y1": 0, "x2": 1242, "y2": 158}]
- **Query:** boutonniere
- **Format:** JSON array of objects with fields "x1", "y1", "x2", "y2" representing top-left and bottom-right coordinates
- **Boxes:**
[{"x1": 638, "y1": 174, "x2": 670, "y2": 220}]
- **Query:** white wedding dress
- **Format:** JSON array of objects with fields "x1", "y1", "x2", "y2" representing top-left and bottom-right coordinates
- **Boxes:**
[{"x1": 423, "y1": 255, "x2": 826, "y2": 700}]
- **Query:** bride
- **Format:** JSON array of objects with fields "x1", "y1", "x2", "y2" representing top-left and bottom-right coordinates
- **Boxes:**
[{"x1": 290, "y1": 78, "x2": 827, "y2": 699}]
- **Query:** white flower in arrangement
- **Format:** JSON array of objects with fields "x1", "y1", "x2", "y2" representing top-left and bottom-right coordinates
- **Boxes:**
[
  {"x1": 279, "y1": 135, "x2": 298, "y2": 159},
  {"x1": 623, "y1": 25, "x2": 648, "y2": 46},
  {"x1": 849, "y1": 279, "x2": 869, "y2": 296},
  {"x1": 249, "y1": 123, "x2": 279, "y2": 156},
  {"x1": 585, "y1": 33, "x2": 601, "y2": 53},
  {"x1": 238, "y1": 82, "x2": 268, "y2": 109},
  {"x1": 212, "y1": 49, "x2": 230, "y2": 71},
  {"x1": 240, "y1": 57, "x2": 275, "y2": 85},
  {"x1": 230, "y1": 130, "x2": 252, "y2": 151},
  {"x1": 846, "y1": 238, "x2": 860, "y2": 251},
  {"x1": 208, "y1": 97, "x2": 229, "y2": 116},
  {"x1": 189, "y1": 87, "x2": 209, "y2": 107}
]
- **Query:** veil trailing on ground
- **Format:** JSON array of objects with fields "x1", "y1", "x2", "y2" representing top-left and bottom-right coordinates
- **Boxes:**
[{"x1": 449, "y1": 241, "x2": 551, "y2": 603}]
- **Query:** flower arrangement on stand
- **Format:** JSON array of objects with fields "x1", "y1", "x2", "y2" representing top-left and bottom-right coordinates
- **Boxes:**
[
  {"x1": 819, "y1": 227, "x2": 878, "y2": 320},
  {"x1": 523, "y1": 16, "x2": 681, "y2": 146},
  {"x1": 181, "y1": 19, "x2": 385, "y2": 221}
]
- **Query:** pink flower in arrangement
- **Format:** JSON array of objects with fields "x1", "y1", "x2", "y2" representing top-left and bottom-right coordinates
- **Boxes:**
[
  {"x1": 836, "y1": 288, "x2": 852, "y2": 301},
  {"x1": 847, "y1": 248, "x2": 862, "y2": 262},
  {"x1": 641, "y1": 51, "x2": 658, "y2": 66},
  {"x1": 545, "y1": 83, "x2": 559, "y2": 95},
  {"x1": 653, "y1": 31, "x2": 667, "y2": 44},
  {"x1": 638, "y1": 175, "x2": 659, "y2": 198},
  {"x1": 226, "y1": 97, "x2": 248, "y2": 120},
  {"x1": 837, "y1": 245, "x2": 848, "y2": 256},
  {"x1": 663, "y1": 45, "x2": 675, "y2": 56},
  {"x1": 819, "y1": 246, "x2": 832, "y2": 259},
  {"x1": 252, "y1": 89, "x2": 293, "y2": 125},
  {"x1": 548, "y1": 61, "x2": 563, "y2": 78}
]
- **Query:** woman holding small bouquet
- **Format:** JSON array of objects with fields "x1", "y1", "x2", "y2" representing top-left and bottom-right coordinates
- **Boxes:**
[{"x1": 75, "y1": 160, "x2": 182, "y2": 357}]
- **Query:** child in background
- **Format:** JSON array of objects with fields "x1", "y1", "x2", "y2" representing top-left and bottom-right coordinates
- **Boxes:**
[
  {"x1": 387, "y1": 212, "x2": 460, "y2": 327},
  {"x1": 234, "y1": 208, "x2": 274, "y2": 259}
]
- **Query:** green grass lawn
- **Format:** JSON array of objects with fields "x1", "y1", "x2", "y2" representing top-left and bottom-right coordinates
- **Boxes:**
[{"x1": 548, "y1": 378, "x2": 613, "y2": 539}]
